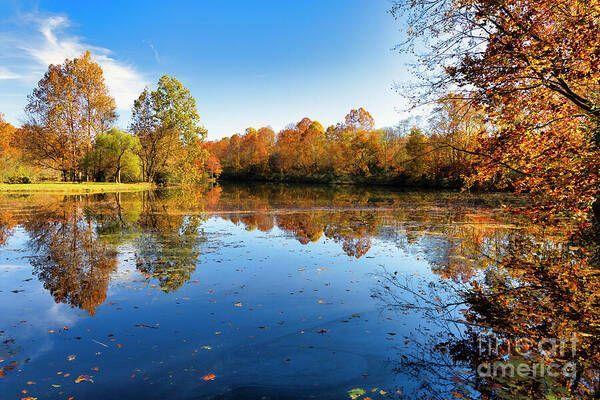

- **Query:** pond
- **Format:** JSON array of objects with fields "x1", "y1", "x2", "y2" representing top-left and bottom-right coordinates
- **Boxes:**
[{"x1": 0, "y1": 184, "x2": 595, "y2": 399}]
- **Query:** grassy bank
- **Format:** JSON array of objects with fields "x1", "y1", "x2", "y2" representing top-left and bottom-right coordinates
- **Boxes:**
[{"x1": 0, "y1": 182, "x2": 154, "y2": 194}]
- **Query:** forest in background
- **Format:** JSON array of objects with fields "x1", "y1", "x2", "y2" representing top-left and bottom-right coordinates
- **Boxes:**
[{"x1": 205, "y1": 100, "x2": 483, "y2": 188}]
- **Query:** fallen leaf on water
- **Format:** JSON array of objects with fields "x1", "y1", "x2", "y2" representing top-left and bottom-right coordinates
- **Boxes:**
[
  {"x1": 348, "y1": 388, "x2": 366, "y2": 399},
  {"x1": 75, "y1": 375, "x2": 94, "y2": 384},
  {"x1": 202, "y1": 373, "x2": 216, "y2": 381}
]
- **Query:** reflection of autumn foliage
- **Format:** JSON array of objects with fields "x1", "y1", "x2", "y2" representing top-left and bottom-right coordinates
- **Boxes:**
[
  {"x1": 465, "y1": 238, "x2": 599, "y2": 392},
  {"x1": 135, "y1": 192, "x2": 205, "y2": 292},
  {"x1": 373, "y1": 232, "x2": 599, "y2": 399},
  {"x1": 276, "y1": 213, "x2": 325, "y2": 244},
  {"x1": 468, "y1": 240, "x2": 598, "y2": 399},
  {"x1": 0, "y1": 209, "x2": 16, "y2": 245},
  {"x1": 25, "y1": 201, "x2": 117, "y2": 316},
  {"x1": 203, "y1": 185, "x2": 223, "y2": 209},
  {"x1": 0, "y1": 186, "x2": 525, "y2": 308},
  {"x1": 231, "y1": 214, "x2": 275, "y2": 232},
  {"x1": 322, "y1": 213, "x2": 377, "y2": 258},
  {"x1": 159, "y1": 184, "x2": 527, "y2": 262}
]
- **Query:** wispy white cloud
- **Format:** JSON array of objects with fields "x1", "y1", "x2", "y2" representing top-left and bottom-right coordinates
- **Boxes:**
[
  {"x1": 0, "y1": 66, "x2": 21, "y2": 80},
  {"x1": 4, "y1": 13, "x2": 147, "y2": 112},
  {"x1": 146, "y1": 41, "x2": 161, "y2": 63}
]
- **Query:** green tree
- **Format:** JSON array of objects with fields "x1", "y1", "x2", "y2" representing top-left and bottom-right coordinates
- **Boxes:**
[
  {"x1": 131, "y1": 76, "x2": 207, "y2": 184},
  {"x1": 93, "y1": 128, "x2": 140, "y2": 182}
]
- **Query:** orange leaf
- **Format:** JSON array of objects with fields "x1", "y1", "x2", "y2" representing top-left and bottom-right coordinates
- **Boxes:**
[
  {"x1": 75, "y1": 375, "x2": 94, "y2": 384},
  {"x1": 202, "y1": 373, "x2": 216, "y2": 381}
]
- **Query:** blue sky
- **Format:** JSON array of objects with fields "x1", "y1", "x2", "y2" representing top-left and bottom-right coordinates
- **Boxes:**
[{"x1": 0, "y1": 0, "x2": 417, "y2": 139}]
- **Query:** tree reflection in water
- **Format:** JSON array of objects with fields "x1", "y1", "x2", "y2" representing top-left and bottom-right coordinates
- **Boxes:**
[
  {"x1": 24, "y1": 197, "x2": 118, "y2": 316},
  {"x1": 372, "y1": 231, "x2": 599, "y2": 399},
  {"x1": 1, "y1": 184, "x2": 595, "y2": 398},
  {"x1": 0, "y1": 186, "x2": 530, "y2": 315},
  {"x1": 135, "y1": 191, "x2": 205, "y2": 292}
]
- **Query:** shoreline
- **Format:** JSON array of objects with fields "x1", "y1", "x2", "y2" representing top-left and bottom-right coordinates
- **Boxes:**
[{"x1": 0, "y1": 182, "x2": 155, "y2": 194}]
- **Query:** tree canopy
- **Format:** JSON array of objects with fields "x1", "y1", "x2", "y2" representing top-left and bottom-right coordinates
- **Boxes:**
[{"x1": 23, "y1": 51, "x2": 116, "y2": 181}]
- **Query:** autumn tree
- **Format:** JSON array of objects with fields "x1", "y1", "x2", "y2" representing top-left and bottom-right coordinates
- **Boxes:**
[
  {"x1": 404, "y1": 127, "x2": 428, "y2": 181},
  {"x1": 23, "y1": 51, "x2": 116, "y2": 181},
  {"x1": 0, "y1": 115, "x2": 17, "y2": 159},
  {"x1": 204, "y1": 152, "x2": 222, "y2": 180},
  {"x1": 204, "y1": 106, "x2": 480, "y2": 187},
  {"x1": 297, "y1": 120, "x2": 328, "y2": 175},
  {"x1": 239, "y1": 126, "x2": 275, "y2": 175},
  {"x1": 327, "y1": 109, "x2": 379, "y2": 178},
  {"x1": 388, "y1": 2, "x2": 600, "y2": 397},
  {"x1": 344, "y1": 107, "x2": 375, "y2": 130},
  {"x1": 274, "y1": 118, "x2": 328, "y2": 178},
  {"x1": 130, "y1": 88, "x2": 161, "y2": 182},
  {"x1": 131, "y1": 75, "x2": 207, "y2": 184},
  {"x1": 0, "y1": 115, "x2": 27, "y2": 183},
  {"x1": 391, "y1": 0, "x2": 599, "y2": 222}
]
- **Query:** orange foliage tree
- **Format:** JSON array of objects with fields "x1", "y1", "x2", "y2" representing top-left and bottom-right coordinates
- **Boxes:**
[
  {"x1": 23, "y1": 51, "x2": 116, "y2": 181},
  {"x1": 391, "y1": 0, "x2": 599, "y2": 223}
]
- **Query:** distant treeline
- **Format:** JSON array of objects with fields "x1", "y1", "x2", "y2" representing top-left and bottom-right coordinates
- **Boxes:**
[{"x1": 206, "y1": 103, "x2": 486, "y2": 188}]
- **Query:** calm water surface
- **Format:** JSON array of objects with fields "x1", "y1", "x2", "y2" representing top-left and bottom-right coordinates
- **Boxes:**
[{"x1": 0, "y1": 184, "x2": 564, "y2": 399}]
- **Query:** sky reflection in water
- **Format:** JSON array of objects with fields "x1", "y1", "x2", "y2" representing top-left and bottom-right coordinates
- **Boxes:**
[{"x1": 0, "y1": 184, "x2": 527, "y2": 399}]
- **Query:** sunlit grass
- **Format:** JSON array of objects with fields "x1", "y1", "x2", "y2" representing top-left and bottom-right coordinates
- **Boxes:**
[{"x1": 0, "y1": 182, "x2": 154, "y2": 193}]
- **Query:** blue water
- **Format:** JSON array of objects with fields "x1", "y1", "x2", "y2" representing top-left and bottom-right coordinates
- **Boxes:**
[{"x1": 0, "y1": 186, "x2": 519, "y2": 399}]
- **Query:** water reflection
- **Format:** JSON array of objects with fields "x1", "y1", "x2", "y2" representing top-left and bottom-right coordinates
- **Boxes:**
[
  {"x1": 0, "y1": 184, "x2": 523, "y2": 314},
  {"x1": 0, "y1": 186, "x2": 520, "y2": 315},
  {"x1": 0, "y1": 184, "x2": 595, "y2": 399},
  {"x1": 372, "y1": 229, "x2": 599, "y2": 398},
  {"x1": 25, "y1": 200, "x2": 117, "y2": 316}
]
